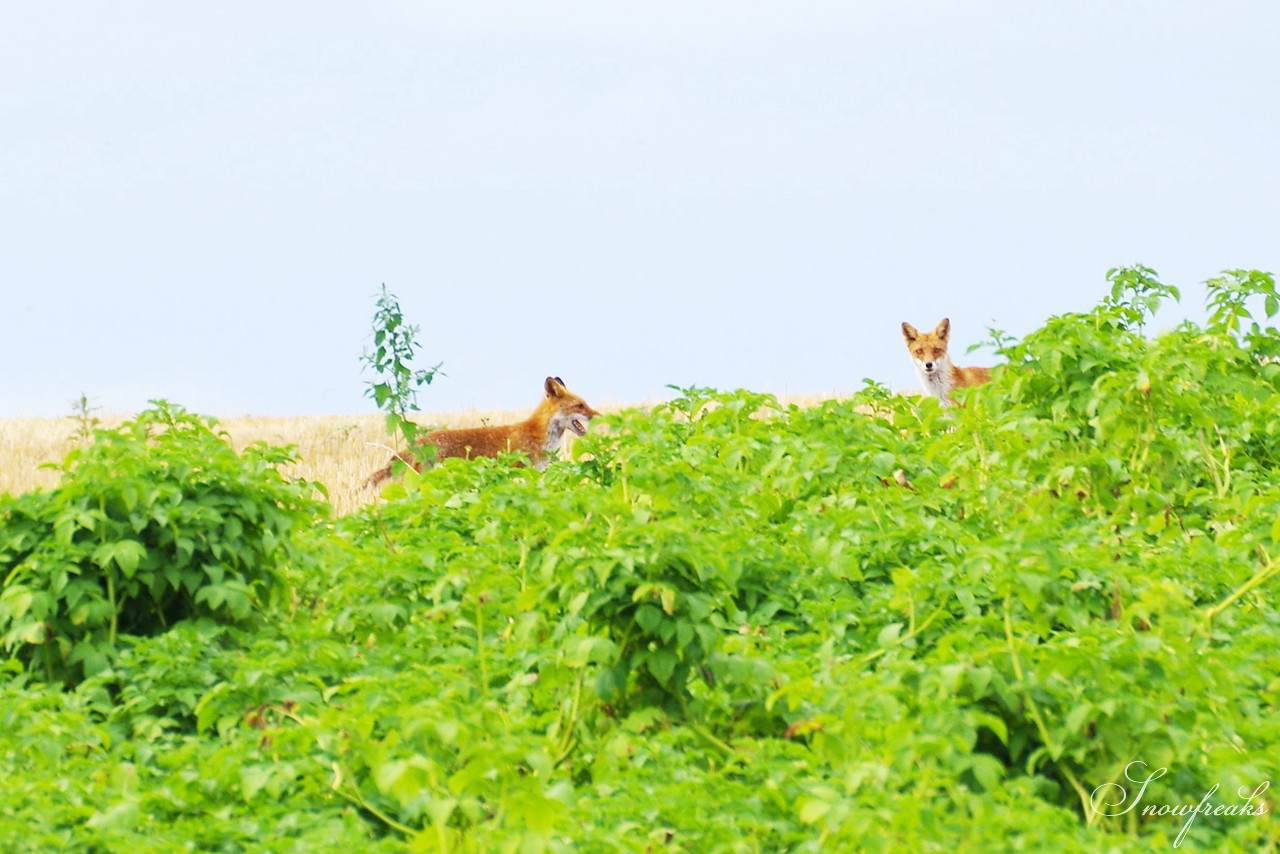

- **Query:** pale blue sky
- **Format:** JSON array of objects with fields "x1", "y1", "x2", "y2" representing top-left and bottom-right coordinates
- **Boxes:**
[{"x1": 3, "y1": 2, "x2": 1277, "y2": 417}]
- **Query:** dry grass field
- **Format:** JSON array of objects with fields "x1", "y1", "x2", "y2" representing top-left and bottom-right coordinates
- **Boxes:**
[
  {"x1": 0, "y1": 407, "x2": 563, "y2": 516},
  {"x1": 0, "y1": 391, "x2": 860, "y2": 517}
]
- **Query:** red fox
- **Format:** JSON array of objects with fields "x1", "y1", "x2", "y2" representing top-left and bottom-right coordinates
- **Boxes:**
[
  {"x1": 366, "y1": 376, "x2": 600, "y2": 487},
  {"x1": 901, "y1": 318, "x2": 992, "y2": 406}
]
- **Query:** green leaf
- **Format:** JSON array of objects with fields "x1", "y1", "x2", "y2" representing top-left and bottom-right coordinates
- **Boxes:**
[
  {"x1": 646, "y1": 649, "x2": 677, "y2": 685},
  {"x1": 425, "y1": 797, "x2": 457, "y2": 826},
  {"x1": 876, "y1": 622, "x2": 904, "y2": 647},
  {"x1": 798, "y1": 797, "x2": 832, "y2": 825},
  {"x1": 91, "y1": 540, "x2": 146, "y2": 578},
  {"x1": 635, "y1": 603, "x2": 663, "y2": 634},
  {"x1": 1065, "y1": 702, "x2": 1094, "y2": 733}
]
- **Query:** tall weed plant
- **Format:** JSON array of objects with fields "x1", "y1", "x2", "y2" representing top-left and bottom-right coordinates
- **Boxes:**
[{"x1": 361, "y1": 284, "x2": 442, "y2": 456}]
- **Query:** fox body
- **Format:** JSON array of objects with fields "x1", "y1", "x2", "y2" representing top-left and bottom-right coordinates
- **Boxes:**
[
  {"x1": 366, "y1": 376, "x2": 599, "y2": 487},
  {"x1": 901, "y1": 318, "x2": 991, "y2": 406}
]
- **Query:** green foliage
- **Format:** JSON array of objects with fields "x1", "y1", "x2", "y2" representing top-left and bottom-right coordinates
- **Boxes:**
[
  {"x1": 1204, "y1": 269, "x2": 1280, "y2": 357},
  {"x1": 361, "y1": 283, "x2": 443, "y2": 450},
  {"x1": 0, "y1": 402, "x2": 322, "y2": 685},
  {"x1": 1102, "y1": 263, "x2": 1181, "y2": 329},
  {"x1": 2, "y1": 269, "x2": 1279, "y2": 851},
  {"x1": 67, "y1": 392, "x2": 102, "y2": 443}
]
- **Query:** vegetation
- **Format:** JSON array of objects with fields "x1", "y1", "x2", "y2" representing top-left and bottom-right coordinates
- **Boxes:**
[
  {"x1": 0, "y1": 268, "x2": 1277, "y2": 851},
  {"x1": 0, "y1": 403, "x2": 322, "y2": 685},
  {"x1": 0, "y1": 411, "x2": 532, "y2": 517},
  {"x1": 362, "y1": 283, "x2": 443, "y2": 459}
]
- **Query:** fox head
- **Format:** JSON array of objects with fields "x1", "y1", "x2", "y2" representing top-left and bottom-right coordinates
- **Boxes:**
[
  {"x1": 542, "y1": 376, "x2": 600, "y2": 440},
  {"x1": 901, "y1": 318, "x2": 953, "y2": 377}
]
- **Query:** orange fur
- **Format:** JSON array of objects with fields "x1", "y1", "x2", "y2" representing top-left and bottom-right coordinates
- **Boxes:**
[
  {"x1": 366, "y1": 376, "x2": 599, "y2": 487},
  {"x1": 901, "y1": 318, "x2": 992, "y2": 406}
]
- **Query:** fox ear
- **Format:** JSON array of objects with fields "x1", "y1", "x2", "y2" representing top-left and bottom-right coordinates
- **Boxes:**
[
  {"x1": 544, "y1": 376, "x2": 565, "y2": 397},
  {"x1": 935, "y1": 318, "x2": 951, "y2": 340},
  {"x1": 902, "y1": 322, "x2": 919, "y2": 342}
]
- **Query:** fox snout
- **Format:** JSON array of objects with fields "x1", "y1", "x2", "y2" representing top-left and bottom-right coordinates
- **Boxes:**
[
  {"x1": 920, "y1": 355, "x2": 947, "y2": 373},
  {"x1": 569, "y1": 411, "x2": 596, "y2": 436},
  {"x1": 572, "y1": 400, "x2": 601, "y2": 435}
]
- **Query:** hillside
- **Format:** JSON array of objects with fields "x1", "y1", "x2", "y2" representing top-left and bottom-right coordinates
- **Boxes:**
[{"x1": 0, "y1": 268, "x2": 1277, "y2": 851}]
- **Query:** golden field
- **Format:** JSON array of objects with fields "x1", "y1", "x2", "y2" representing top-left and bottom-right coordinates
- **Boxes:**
[
  {"x1": 0, "y1": 408, "x2": 547, "y2": 517},
  {"x1": 0, "y1": 392, "x2": 854, "y2": 517}
]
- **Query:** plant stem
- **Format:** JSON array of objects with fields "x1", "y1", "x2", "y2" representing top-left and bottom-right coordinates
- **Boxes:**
[
  {"x1": 1003, "y1": 597, "x2": 1093, "y2": 824},
  {"x1": 476, "y1": 596, "x2": 487, "y2": 696},
  {"x1": 328, "y1": 776, "x2": 418, "y2": 837},
  {"x1": 1205, "y1": 556, "x2": 1278, "y2": 624},
  {"x1": 854, "y1": 603, "x2": 947, "y2": 668},
  {"x1": 106, "y1": 573, "x2": 118, "y2": 645}
]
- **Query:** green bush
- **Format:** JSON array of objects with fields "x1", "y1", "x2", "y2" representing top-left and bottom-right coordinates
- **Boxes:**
[
  {"x1": 1, "y1": 270, "x2": 1278, "y2": 851},
  {"x1": 0, "y1": 402, "x2": 322, "y2": 685}
]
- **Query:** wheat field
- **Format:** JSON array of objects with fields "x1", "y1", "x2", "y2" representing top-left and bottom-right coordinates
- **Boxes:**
[
  {"x1": 0, "y1": 407, "x2": 555, "y2": 517},
  {"x1": 0, "y1": 391, "x2": 858, "y2": 517}
]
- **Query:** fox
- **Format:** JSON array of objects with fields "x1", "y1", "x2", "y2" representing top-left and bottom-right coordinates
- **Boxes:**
[
  {"x1": 365, "y1": 376, "x2": 600, "y2": 488},
  {"x1": 901, "y1": 318, "x2": 992, "y2": 406}
]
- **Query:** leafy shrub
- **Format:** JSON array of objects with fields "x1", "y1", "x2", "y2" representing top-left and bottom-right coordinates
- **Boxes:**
[
  {"x1": 0, "y1": 402, "x2": 322, "y2": 685},
  {"x1": 2, "y1": 270, "x2": 1279, "y2": 851}
]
